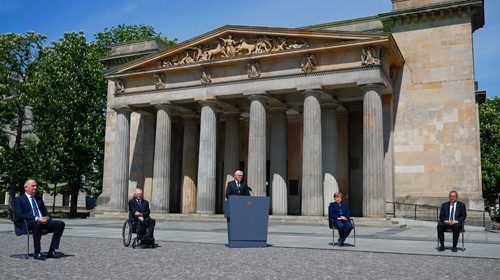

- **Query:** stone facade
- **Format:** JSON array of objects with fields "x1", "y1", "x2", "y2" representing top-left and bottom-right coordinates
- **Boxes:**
[{"x1": 98, "y1": 0, "x2": 485, "y2": 217}]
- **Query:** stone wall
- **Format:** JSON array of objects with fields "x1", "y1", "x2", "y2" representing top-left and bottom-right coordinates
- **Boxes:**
[{"x1": 391, "y1": 16, "x2": 483, "y2": 209}]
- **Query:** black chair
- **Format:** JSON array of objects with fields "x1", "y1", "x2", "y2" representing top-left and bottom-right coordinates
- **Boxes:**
[
  {"x1": 328, "y1": 218, "x2": 356, "y2": 247},
  {"x1": 11, "y1": 213, "x2": 51, "y2": 259},
  {"x1": 122, "y1": 219, "x2": 140, "y2": 248},
  {"x1": 437, "y1": 221, "x2": 466, "y2": 251}
]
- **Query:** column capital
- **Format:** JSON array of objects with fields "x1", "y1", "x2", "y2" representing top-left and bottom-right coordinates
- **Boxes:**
[
  {"x1": 248, "y1": 94, "x2": 267, "y2": 103},
  {"x1": 223, "y1": 109, "x2": 240, "y2": 117},
  {"x1": 198, "y1": 99, "x2": 218, "y2": 109},
  {"x1": 269, "y1": 105, "x2": 288, "y2": 113},
  {"x1": 182, "y1": 114, "x2": 199, "y2": 121},
  {"x1": 153, "y1": 102, "x2": 172, "y2": 111},
  {"x1": 321, "y1": 100, "x2": 339, "y2": 109},
  {"x1": 302, "y1": 89, "x2": 322, "y2": 98},
  {"x1": 112, "y1": 106, "x2": 132, "y2": 115},
  {"x1": 360, "y1": 83, "x2": 385, "y2": 94}
]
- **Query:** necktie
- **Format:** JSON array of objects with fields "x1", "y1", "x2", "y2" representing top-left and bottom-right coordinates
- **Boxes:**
[
  {"x1": 31, "y1": 197, "x2": 41, "y2": 217},
  {"x1": 449, "y1": 203, "x2": 455, "y2": 221},
  {"x1": 237, "y1": 182, "x2": 240, "y2": 192}
]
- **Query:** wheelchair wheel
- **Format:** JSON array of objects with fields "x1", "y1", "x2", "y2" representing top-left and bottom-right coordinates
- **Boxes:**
[{"x1": 122, "y1": 220, "x2": 132, "y2": 247}]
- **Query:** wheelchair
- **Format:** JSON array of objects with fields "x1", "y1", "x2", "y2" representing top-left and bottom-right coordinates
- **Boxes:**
[{"x1": 122, "y1": 220, "x2": 155, "y2": 248}]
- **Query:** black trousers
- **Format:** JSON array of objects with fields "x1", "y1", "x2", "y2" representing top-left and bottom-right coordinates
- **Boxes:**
[
  {"x1": 27, "y1": 219, "x2": 65, "y2": 253},
  {"x1": 136, "y1": 218, "x2": 155, "y2": 240},
  {"x1": 437, "y1": 222, "x2": 461, "y2": 247}
]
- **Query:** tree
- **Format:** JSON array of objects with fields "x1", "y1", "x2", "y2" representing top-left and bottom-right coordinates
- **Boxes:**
[
  {"x1": 94, "y1": 23, "x2": 176, "y2": 54},
  {"x1": 27, "y1": 32, "x2": 107, "y2": 216},
  {"x1": 479, "y1": 96, "x2": 500, "y2": 203},
  {"x1": 0, "y1": 32, "x2": 46, "y2": 207}
]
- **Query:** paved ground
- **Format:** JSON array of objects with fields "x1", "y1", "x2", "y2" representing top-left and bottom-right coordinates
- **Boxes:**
[{"x1": 0, "y1": 218, "x2": 499, "y2": 279}]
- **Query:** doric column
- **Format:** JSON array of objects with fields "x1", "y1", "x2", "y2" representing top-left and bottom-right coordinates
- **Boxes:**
[
  {"x1": 270, "y1": 106, "x2": 288, "y2": 215},
  {"x1": 223, "y1": 110, "x2": 240, "y2": 199},
  {"x1": 362, "y1": 84, "x2": 385, "y2": 217},
  {"x1": 151, "y1": 103, "x2": 172, "y2": 211},
  {"x1": 247, "y1": 94, "x2": 267, "y2": 196},
  {"x1": 196, "y1": 101, "x2": 217, "y2": 213},
  {"x1": 302, "y1": 90, "x2": 323, "y2": 216},
  {"x1": 383, "y1": 95, "x2": 395, "y2": 215},
  {"x1": 181, "y1": 115, "x2": 199, "y2": 214},
  {"x1": 322, "y1": 101, "x2": 339, "y2": 216},
  {"x1": 110, "y1": 107, "x2": 131, "y2": 211}
]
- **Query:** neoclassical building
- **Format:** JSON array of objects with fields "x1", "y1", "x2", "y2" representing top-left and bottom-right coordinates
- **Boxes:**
[{"x1": 99, "y1": 0, "x2": 485, "y2": 217}]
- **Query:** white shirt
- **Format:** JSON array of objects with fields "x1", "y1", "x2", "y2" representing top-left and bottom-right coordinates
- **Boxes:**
[
  {"x1": 26, "y1": 194, "x2": 42, "y2": 219},
  {"x1": 449, "y1": 202, "x2": 456, "y2": 221}
]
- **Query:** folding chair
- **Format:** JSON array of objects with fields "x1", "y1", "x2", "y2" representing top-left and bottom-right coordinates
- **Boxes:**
[{"x1": 328, "y1": 218, "x2": 356, "y2": 247}]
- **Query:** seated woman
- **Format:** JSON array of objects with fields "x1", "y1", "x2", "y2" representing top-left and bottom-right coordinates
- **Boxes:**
[{"x1": 328, "y1": 192, "x2": 353, "y2": 246}]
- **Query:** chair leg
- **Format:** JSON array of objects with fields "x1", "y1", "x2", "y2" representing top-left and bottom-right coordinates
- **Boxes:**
[
  {"x1": 332, "y1": 229, "x2": 335, "y2": 247},
  {"x1": 461, "y1": 231, "x2": 465, "y2": 251},
  {"x1": 26, "y1": 232, "x2": 30, "y2": 259},
  {"x1": 353, "y1": 227, "x2": 356, "y2": 247}
]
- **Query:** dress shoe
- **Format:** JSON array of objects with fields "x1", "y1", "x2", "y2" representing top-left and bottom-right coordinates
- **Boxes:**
[
  {"x1": 451, "y1": 247, "x2": 458, "y2": 252},
  {"x1": 437, "y1": 246, "x2": 445, "y2": 252},
  {"x1": 47, "y1": 251, "x2": 60, "y2": 259},
  {"x1": 34, "y1": 252, "x2": 46, "y2": 260},
  {"x1": 339, "y1": 242, "x2": 345, "y2": 247}
]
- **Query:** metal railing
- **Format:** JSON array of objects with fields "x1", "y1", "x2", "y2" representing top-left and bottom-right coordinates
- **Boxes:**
[{"x1": 386, "y1": 201, "x2": 487, "y2": 227}]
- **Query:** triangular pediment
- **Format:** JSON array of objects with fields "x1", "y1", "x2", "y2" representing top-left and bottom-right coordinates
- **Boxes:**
[{"x1": 106, "y1": 25, "x2": 398, "y2": 77}]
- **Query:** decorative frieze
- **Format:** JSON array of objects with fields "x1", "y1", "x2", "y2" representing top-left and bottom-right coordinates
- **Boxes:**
[
  {"x1": 161, "y1": 35, "x2": 309, "y2": 67},
  {"x1": 200, "y1": 69, "x2": 212, "y2": 85},
  {"x1": 301, "y1": 54, "x2": 316, "y2": 73},
  {"x1": 247, "y1": 61, "x2": 261, "y2": 79},
  {"x1": 361, "y1": 48, "x2": 380, "y2": 66},
  {"x1": 154, "y1": 73, "x2": 166, "y2": 89},
  {"x1": 114, "y1": 79, "x2": 124, "y2": 94}
]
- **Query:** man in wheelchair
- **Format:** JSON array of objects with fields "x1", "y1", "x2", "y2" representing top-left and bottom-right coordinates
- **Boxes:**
[{"x1": 128, "y1": 188, "x2": 155, "y2": 247}]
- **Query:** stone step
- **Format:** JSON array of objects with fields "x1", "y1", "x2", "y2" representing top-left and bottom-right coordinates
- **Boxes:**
[{"x1": 93, "y1": 212, "x2": 403, "y2": 227}]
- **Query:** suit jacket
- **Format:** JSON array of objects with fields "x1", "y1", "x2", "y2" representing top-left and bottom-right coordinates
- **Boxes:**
[
  {"x1": 225, "y1": 180, "x2": 251, "y2": 199},
  {"x1": 439, "y1": 201, "x2": 466, "y2": 224},
  {"x1": 128, "y1": 198, "x2": 151, "y2": 222},
  {"x1": 13, "y1": 194, "x2": 49, "y2": 236},
  {"x1": 328, "y1": 202, "x2": 351, "y2": 221}
]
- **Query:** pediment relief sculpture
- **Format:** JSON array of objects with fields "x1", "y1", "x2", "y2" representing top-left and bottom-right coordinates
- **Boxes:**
[
  {"x1": 154, "y1": 73, "x2": 166, "y2": 89},
  {"x1": 200, "y1": 69, "x2": 212, "y2": 85},
  {"x1": 161, "y1": 35, "x2": 309, "y2": 68},
  {"x1": 247, "y1": 61, "x2": 261, "y2": 79},
  {"x1": 114, "y1": 79, "x2": 124, "y2": 94},
  {"x1": 361, "y1": 47, "x2": 381, "y2": 66},
  {"x1": 301, "y1": 54, "x2": 316, "y2": 73}
]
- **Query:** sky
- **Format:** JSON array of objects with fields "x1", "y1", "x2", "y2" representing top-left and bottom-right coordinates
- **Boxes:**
[{"x1": 0, "y1": 0, "x2": 498, "y2": 97}]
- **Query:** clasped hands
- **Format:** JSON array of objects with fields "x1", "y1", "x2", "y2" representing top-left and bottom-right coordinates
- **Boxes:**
[
  {"x1": 135, "y1": 211, "x2": 144, "y2": 221},
  {"x1": 445, "y1": 219, "x2": 458, "y2": 225},
  {"x1": 337, "y1": 216, "x2": 348, "y2": 221},
  {"x1": 38, "y1": 216, "x2": 50, "y2": 224}
]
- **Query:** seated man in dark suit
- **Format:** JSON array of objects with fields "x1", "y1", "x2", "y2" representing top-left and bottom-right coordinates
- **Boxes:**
[
  {"x1": 437, "y1": 190, "x2": 467, "y2": 252},
  {"x1": 328, "y1": 191, "x2": 352, "y2": 246},
  {"x1": 13, "y1": 179, "x2": 65, "y2": 260},
  {"x1": 128, "y1": 188, "x2": 155, "y2": 244},
  {"x1": 225, "y1": 170, "x2": 252, "y2": 199}
]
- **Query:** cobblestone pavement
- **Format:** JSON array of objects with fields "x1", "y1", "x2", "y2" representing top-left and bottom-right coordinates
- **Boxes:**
[{"x1": 0, "y1": 232, "x2": 499, "y2": 279}]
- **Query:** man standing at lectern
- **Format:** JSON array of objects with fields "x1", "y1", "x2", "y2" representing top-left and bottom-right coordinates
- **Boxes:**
[
  {"x1": 437, "y1": 190, "x2": 466, "y2": 252},
  {"x1": 225, "y1": 170, "x2": 251, "y2": 199}
]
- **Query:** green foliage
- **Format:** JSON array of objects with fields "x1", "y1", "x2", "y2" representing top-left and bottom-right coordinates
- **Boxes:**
[
  {"x1": 27, "y1": 32, "x2": 107, "y2": 214},
  {"x1": 479, "y1": 96, "x2": 500, "y2": 203},
  {"x1": 0, "y1": 32, "x2": 45, "y2": 198},
  {"x1": 94, "y1": 23, "x2": 176, "y2": 54}
]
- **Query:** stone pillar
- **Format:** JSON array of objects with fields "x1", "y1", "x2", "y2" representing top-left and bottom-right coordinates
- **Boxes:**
[
  {"x1": 223, "y1": 110, "x2": 240, "y2": 199},
  {"x1": 322, "y1": 101, "x2": 339, "y2": 216},
  {"x1": 110, "y1": 107, "x2": 131, "y2": 211},
  {"x1": 247, "y1": 95, "x2": 267, "y2": 196},
  {"x1": 383, "y1": 95, "x2": 395, "y2": 215},
  {"x1": 181, "y1": 115, "x2": 199, "y2": 214},
  {"x1": 301, "y1": 90, "x2": 323, "y2": 216},
  {"x1": 151, "y1": 104, "x2": 172, "y2": 211},
  {"x1": 196, "y1": 101, "x2": 217, "y2": 213},
  {"x1": 270, "y1": 106, "x2": 288, "y2": 215},
  {"x1": 362, "y1": 84, "x2": 385, "y2": 217}
]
